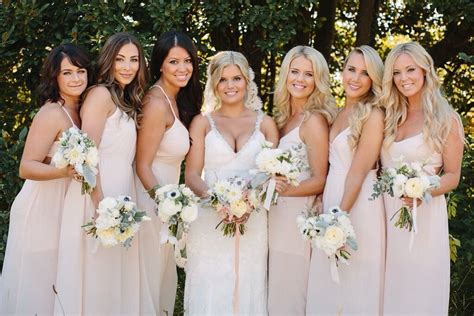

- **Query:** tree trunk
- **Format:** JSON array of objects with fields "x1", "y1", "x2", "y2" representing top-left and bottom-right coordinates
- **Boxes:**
[
  {"x1": 355, "y1": 0, "x2": 380, "y2": 47},
  {"x1": 314, "y1": 0, "x2": 338, "y2": 60}
]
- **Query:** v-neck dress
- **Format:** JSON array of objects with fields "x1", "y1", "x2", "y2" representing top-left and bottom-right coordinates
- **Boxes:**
[
  {"x1": 0, "y1": 106, "x2": 75, "y2": 315},
  {"x1": 135, "y1": 84, "x2": 190, "y2": 315},
  {"x1": 184, "y1": 111, "x2": 268, "y2": 315},
  {"x1": 381, "y1": 133, "x2": 448, "y2": 315},
  {"x1": 268, "y1": 121, "x2": 313, "y2": 315},
  {"x1": 306, "y1": 127, "x2": 385, "y2": 315}
]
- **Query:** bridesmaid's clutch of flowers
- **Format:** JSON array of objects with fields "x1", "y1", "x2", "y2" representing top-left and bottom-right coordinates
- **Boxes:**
[
  {"x1": 370, "y1": 157, "x2": 440, "y2": 232},
  {"x1": 297, "y1": 206, "x2": 358, "y2": 283},
  {"x1": 203, "y1": 176, "x2": 260, "y2": 237},
  {"x1": 52, "y1": 126, "x2": 98, "y2": 194},
  {"x1": 82, "y1": 196, "x2": 150, "y2": 248},
  {"x1": 152, "y1": 184, "x2": 199, "y2": 268},
  {"x1": 251, "y1": 141, "x2": 306, "y2": 209}
]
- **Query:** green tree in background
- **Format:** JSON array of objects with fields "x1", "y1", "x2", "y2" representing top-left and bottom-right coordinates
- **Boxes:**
[{"x1": 1, "y1": 1, "x2": 472, "y2": 313}]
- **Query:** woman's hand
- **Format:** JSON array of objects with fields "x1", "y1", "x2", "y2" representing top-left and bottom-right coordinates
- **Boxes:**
[
  {"x1": 401, "y1": 197, "x2": 422, "y2": 208},
  {"x1": 273, "y1": 175, "x2": 289, "y2": 195}
]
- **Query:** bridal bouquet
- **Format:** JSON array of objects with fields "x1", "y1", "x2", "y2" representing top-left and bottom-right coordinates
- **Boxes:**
[
  {"x1": 53, "y1": 126, "x2": 98, "y2": 194},
  {"x1": 251, "y1": 141, "x2": 305, "y2": 209},
  {"x1": 205, "y1": 176, "x2": 260, "y2": 237},
  {"x1": 297, "y1": 206, "x2": 357, "y2": 283},
  {"x1": 370, "y1": 157, "x2": 440, "y2": 234},
  {"x1": 153, "y1": 184, "x2": 199, "y2": 267},
  {"x1": 83, "y1": 196, "x2": 150, "y2": 248}
]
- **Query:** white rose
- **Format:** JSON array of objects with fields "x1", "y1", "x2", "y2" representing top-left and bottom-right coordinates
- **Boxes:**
[
  {"x1": 393, "y1": 174, "x2": 408, "y2": 198},
  {"x1": 95, "y1": 213, "x2": 119, "y2": 229},
  {"x1": 181, "y1": 186, "x2": 194, "y2": 197},
  {"x1": 158, "y1": 211, "x2": 171, "y2": 223},
  {"x1": 98, "y1": 197, "x2": 118, "y2": 211},
  {"x1": 97, "y1": 228, "x2": 119, "y2": 247},
  {"x1": 159, "y1": 198, "x2": 181, "y2": 216},
  {"x1": 404, "y1": 177, "x2": 425, "y2": 199},
  {"x1": 230, "y1": 200, "x2": 248, "y2": 218},
  {"x1": 52, "y1": 152, "x2": 68, "y2": 169},
  {"x1": 323, "y1": 226, "x2": 345, "y2": 248},
  {"x1": 123, "y1": 201, "x2": 135, "y2": 211},
  {"x1": 181, "y1": 204, "x2": 198, "y2": 222},
  {"x1": 85, "y1": 147, "x2": 99, "y2": 166}
]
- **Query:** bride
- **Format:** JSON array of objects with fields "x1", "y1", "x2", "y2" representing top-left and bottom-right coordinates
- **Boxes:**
[{"x1": 184, "y1": 51, "x2": 279, "y2": 315}]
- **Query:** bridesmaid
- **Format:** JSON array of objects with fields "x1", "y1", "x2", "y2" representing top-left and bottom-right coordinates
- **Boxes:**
[
  {"x1": 268, "y1": 46, "x2": 336, "y2": 315},
  {"x1": 135, "y1": 31, "x2": 202, "y2": 315},
  {"x1": 0, "y1": 44, "x2": 92, "y2": 314},
  {"x1": 306, "y1": 45, "x2": 385, "y2": 315},
  {"x1": 54, "y1": 33, "x2": 149, "y2": 315},
  {"x1": 381, "y1": 42, "x2": 464, "y2": 315}
]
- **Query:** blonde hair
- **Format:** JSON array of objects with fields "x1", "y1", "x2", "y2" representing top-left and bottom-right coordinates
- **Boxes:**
[
  {"x1": 344, "y1": 46, "x2": 384, "y2": 149},
  {"x1": 273, "y1": 46, "x2": 337, "y2": 129},
  {"x1": 381, "y1": 41, "x2": 463, "y2": 152},
  {"x1": 203, "y1": 51, "x2": 262, "y2": 112}
]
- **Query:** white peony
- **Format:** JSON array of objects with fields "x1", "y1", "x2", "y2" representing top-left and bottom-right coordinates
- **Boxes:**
[
  {"x1": 123, "y1": 201, "x2": 135, "y2": 211},
  {"x1": 181, "y1": 186, "x2": 194, "y2": 197},
  {"x1": 52, "y1": 152, "x2": 68, "y2": 169},
  {"x1": 404, "y1": 177, "x2": 425, "y2": 199},
  {"x1": 230, "y1": 200, "x2": 248, "y2": 218},
  {"x1": 393, "y1": 174, "x2": 408, "y2": 198},
  {"x1": 97, "y1": 228, "x2": 119, "y2": 247},
  {"x1": 98, "y1": 197, "x2": 118, "y2": 211},
  {"x1": 159, "y1": 198, "x2": 182, "y2": 216},
  {"x1": 181, "y1": 204, "x2": 198, "y2": 222},
  {"x1": 85, "y1": 147, "x2": 99, "y2": 166},
  {"x1": 95, "y1": 213, "x2": 120, "y2": 229}
]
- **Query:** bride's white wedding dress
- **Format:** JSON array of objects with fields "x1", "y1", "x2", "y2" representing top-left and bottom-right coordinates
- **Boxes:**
[{"x1": 184, "y1": 111, "x2": 268, "y2": 315}]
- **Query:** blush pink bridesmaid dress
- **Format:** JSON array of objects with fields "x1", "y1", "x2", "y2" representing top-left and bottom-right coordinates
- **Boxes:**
[
  {"x1": 54, "y1": 107, "x2": 147, "y2": 315},
  {"x1": 306, "y1": 127, "x2": 385, "y2": 315},
  {"x1": 381, "y1": 133, "x2": 449, "y2": 315},
  {"x1": 268, "y1": 120, "x2": 313, "y2": 315},
  {"x1": 135, "y1": 85, "x2": 190, "y2": 316}
]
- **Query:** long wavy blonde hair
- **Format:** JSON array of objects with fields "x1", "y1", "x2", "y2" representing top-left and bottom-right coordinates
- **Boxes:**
[
  {"x1": 344, "y1": 46, "x2": 384, "y2": 149},
  {"x1": 273, "y1": 46, "x2": 336, "y2": 129},
  {"x1": 381, "y1": 41, "x2": 463, "y2": 152},
  {"x1": 203, "y1": 51, "x2": 262, "y2": 113}
]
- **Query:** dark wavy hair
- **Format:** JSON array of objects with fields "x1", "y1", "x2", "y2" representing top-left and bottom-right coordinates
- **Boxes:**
[
  {"x1": 92, "y1": 32, "x2": 148, "y2": 125},
  {"x1": 150, "y1": 31, "x2": 202, "y2": 128},
  {"x1": 37, "y1": 44, "x2": 93, "y2": 106}
]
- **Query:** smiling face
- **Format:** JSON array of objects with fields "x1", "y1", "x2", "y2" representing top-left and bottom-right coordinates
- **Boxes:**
[
  {"x1": 57, "y1": 57, "x2": 88, "y2": 103},
  {"x1": 160, "y1": 46, "x2": 193, "y2": 88},
  {"x1": 393, "y1": 53, "x2": 425, "y2": 100},
  {"x1": 342, "y1": 52, "x2": 372, "y2": 103},
  {"x1": 114, "y1": 43, "x2": 140, "y2": 88},
  {"x1": 216, "y1": 64, "x2": 247, "y2": 107},
  {"x1": 286, "y1": 56, "x2": 315, "y2": 103}
]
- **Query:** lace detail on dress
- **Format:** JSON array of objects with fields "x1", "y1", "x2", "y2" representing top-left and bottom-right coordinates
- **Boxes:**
[{"x1": 206, "y1": 111, "x2": 264, "y2": 156}]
